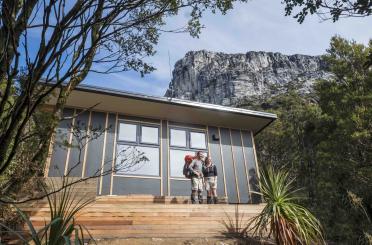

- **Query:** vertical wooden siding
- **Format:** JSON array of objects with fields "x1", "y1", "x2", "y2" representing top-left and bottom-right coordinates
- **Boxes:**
[
  {"x1": 207, "y1": 126, "x2": 226, "y2": 197},
  {"x1": 219, "y1": 128, "x2": 239, "y2": 203},
  {"x1": 48, "y1": 108, "x2": 260, "y2": 203},
  {"x1": 241, "y1": 130, "x2": 260, "y2": 203},
  {"x1": 99, "y1": 113, "x2": 116, "y2": 195},
  {"x1": 161, "y1": 120, "x2": 169, "y2": 196},
  {"x1": 48, "y1": 108, "x2": 74, "y2": 176},
  {"x1": 66, "y1": 110, "x2": 89, "y2": 177},
  {"x1": 230, "y1": 129, "x2": 250, "y2": 203},
  {"x1": 84, "y1": 111, "x2": 106, "y2": 178}
]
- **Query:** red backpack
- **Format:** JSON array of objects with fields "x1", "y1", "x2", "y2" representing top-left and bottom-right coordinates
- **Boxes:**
[{"x1": 183, "y1": 155, "x2": 194, "y2": 179}]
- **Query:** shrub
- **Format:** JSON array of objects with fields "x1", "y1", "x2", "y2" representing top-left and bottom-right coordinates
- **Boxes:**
[
  {"x1": 249, "y1": 166, "x2": 325, "y2": 245},
  {"x1": 0, "y1": 177, "x2": 94, "y2": 244}
]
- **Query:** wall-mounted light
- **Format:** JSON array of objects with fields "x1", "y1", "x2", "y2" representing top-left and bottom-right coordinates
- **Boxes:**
[{"x1": 212, "y1": 134, "x2": 220, "y2": 141}]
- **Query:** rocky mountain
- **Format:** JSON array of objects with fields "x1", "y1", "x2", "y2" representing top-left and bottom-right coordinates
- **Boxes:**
[{"x1": 164, "y1": 50, "x2": 331, "y2": 106}]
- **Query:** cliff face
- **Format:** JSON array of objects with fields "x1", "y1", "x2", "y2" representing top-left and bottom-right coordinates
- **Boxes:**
[{"x1": 164, "y1": 50, "x2": 331, "y2": 106}]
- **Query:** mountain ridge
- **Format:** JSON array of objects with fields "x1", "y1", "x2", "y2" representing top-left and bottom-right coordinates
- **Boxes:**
[{"x1": 165, "y1": 50, "x2": 331, "y2": 106}]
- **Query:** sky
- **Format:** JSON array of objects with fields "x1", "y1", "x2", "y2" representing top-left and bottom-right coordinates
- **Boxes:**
[{"x1": 84, "y1": 0, "x2": 372, "y2": 96}]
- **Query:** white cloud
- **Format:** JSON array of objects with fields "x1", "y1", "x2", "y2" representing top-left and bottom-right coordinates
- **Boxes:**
[{"x1": 86, "y1": 0, "x2": 372, "y2": 96}]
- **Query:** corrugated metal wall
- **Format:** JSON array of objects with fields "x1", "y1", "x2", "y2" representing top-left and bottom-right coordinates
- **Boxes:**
[{"x1": 46, "y1": 108, "x2": 260, "y2": 204}]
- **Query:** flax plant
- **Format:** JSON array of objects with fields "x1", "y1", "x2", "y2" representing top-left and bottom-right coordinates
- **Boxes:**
[
  {"x1": 222, "y1": 205, "x2": 250, "y2": 238},
  {"x1": 249, "y1": 166, "x2": 325, "y2": 245},
  {"x1": 0, "y1": 177, "x2": 95, "y2": 244}
]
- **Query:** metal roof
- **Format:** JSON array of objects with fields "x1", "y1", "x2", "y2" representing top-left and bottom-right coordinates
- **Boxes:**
[
  {"x1": 76, "y1": 83, "x2": 277, "y2": 121},
  {"x1": 45, "y1": 83, "x2": 277, "y2": 135}
]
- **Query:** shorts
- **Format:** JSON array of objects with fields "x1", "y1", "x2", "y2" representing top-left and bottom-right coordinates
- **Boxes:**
[
  {"x1": 204, "y1": 177, "x2": 217, "y2": 191},
  {"x1": 191, "y1": 177, "x2": 203, "y2": 191}
]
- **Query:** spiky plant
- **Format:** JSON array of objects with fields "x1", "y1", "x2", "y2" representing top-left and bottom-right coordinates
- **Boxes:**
[
  {"x1": 44, "y1": 177, "x2": 95, "y2": 245},
  {"x1": 0, "y1": 177, "x2": 95, "y2": 244},
  {"x1": 221, "y1": 205, "x2": 250, "y2": 238},
  {"x1": 248, "y1": 166, "x2": 325, "y2": 245}
]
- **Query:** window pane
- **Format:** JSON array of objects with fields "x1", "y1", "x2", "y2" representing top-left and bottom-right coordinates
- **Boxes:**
[
  {"x1": 118, "y1": 123, "x2": 137, "y2": 142},
  {"x1": 170, "y1": 149, "x2": 196, "y2": 177},
  {"x1": 116, "y1": 145, "x2": 159, "y2": 176},
  {"x1": 190, "y1": 131, "x2": 206, "y2": 149},
  {"x1": 170, "y1": 129, "x2": 186, "y2": 147},
  {"x1": 141, "y1": 126, "x2": 159, "y2": 144}
]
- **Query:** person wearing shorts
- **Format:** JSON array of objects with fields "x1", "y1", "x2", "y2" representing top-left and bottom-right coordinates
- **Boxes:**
[
  {"x1": 203, "y1": 156, "x2": 218, "y2": 204},
  {"x1": 188, "y1": 151, "x2": 204, "y2": 204}
]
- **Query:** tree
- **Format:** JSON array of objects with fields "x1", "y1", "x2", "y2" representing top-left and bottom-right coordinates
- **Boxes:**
[
  {"x1": 250, "y1": 36, "x2": 372, "y2": 243},
  {"x1": 0, "y1": 0, "x2": 244, "y2": 178},
  {"x1": 282, "y1": 0, "x2": 372, "y2": 23},
  {"x1": 251, "y1": 91, "x2": 321, "y2": 200},
  {"x1": 311, "y1": 36, "x2": 372, "y2": 242}
]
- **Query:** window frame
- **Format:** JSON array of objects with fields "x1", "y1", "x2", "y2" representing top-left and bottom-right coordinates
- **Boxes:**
[
  {"x1": 169, "y1": 128, "x2": 187, "y2": 148},
  {"x1": 169, "y1": 126, "x2": 207, "y2": 150},
  {"x1": 115, "y1": 144, "x2": 160, "y2": 177},
  {"x1": 118, "y1": 122, "x2": 138, "y2": 143},
  {"x1": 168, "y1": 126, "x2": 208, "y2": 178},
  {"x1": 116, "y1": 120, "x2": 160, "y2": 177},
  {"x1": 117, "y1": 120, "x2": 160, "y2": 146},
  {"x1": 140, "y1": 125, "x2": 160, "y2": 145},
  {"x1": 189, "y1": 131, "x2": 207, "y2": 150}
]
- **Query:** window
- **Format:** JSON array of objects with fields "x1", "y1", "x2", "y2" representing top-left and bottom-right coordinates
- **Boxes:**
[
  {"x1": 141, "y1": 126, "x2": 159, "y2": 144},
  {"x1": 116, "y1": 145, "x2": 159, "y2": 176},
  {"x1": 169, "y1": 127, "x2": 208, "y2": 178},
  {"x1": 118, "y1": 123, "x2": 137, "y2": 142},
  {"x1": 116, "y1": 121, "x2": 160, "y2": 177},
  {"x1": 190, "y1": 131, "x2": 206, "y2": 149},
  {"x1": 170, "y1": 149, "x2": 195, "y2": 177},
  {"x1": 170, "y1": 129, "x2": 187, "y2": 147},
  {"x1": 169, "y1": 127, "x2": 207, "y2": 150}
]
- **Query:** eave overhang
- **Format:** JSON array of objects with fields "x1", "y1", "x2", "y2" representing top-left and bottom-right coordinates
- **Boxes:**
[{"x1": 47, "y1": 84, "x2": 277, "y2": 135}]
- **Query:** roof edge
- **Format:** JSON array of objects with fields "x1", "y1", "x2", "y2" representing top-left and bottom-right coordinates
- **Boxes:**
[{"x1": 75, "y1": 83, "x2": 277, "y2": 121}]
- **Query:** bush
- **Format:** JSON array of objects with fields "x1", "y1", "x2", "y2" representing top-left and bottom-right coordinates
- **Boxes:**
[
  {"x1": 0, "y1": 177, "x2": 95, "y2": 244},
  {"x1": 249, "y1": 166, "x2": 325, "y2": 245}
]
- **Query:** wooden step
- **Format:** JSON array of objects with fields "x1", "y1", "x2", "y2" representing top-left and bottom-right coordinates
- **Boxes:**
[
  {"x1": 22, "y1": 207, "x2": 261, "y2": 213},
  {"x1": 19, "y1": 195, "x2": 229, "y2": 206},
  {"x1": 28, "y1": 214, "x2": 254, "y2": 221},
  {"x1": 17, "y1": 196, "x2": 263, "y2": 241}
]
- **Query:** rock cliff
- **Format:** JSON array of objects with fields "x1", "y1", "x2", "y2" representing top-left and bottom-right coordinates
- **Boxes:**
[{"x1": 164, "y1": 50, "x2": 331, "y2": 106}]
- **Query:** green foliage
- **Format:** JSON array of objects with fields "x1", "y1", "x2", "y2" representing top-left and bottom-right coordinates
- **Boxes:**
[
  {"x1": 248, "y1": 36, "x2": 372, "y2": 244},
  {"x1": 249, "y1": 166, "x2": 324, "y2": 245},
  {"x1": 43, "y1": 178, "x2": 94, "y2": 245},
  {"x1": 0, "y1": 108, "x2": 54, "y2": 198},
  {"x1": 312, "y1": 36, "x2": 372, "y2": 243},
  {"x1": 283, "y1": 0, "x2": 372, "y2": 23},
  {"x1": 0, "y1": 178, "x2": 94, "y2": 244}
]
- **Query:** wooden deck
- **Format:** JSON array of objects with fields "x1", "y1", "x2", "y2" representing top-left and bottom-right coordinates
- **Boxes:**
[
  {"x1": 19, "y1": 195, "x2": 264, "y2": 240},
  {"x1": 11, "y1": 178, "x2": 265, "y2": 240}
]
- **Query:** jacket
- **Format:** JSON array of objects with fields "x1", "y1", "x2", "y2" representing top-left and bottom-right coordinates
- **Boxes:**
[{"x1": 203, "y1": 164, "x2": 217, "y2": 177}]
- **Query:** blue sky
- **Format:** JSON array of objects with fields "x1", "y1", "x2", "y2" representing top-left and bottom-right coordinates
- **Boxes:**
[{"x1": 84, "y1": 0, "x2": 372, "y2": 96}]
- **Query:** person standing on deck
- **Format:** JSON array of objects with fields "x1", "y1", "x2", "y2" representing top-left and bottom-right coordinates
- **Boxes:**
[
  {"x1": 203, "y1": 156, "x2": 218, "y2": 204},
  {"x1": 188, "y1": 151, "x2": 204, "y2": 204}
]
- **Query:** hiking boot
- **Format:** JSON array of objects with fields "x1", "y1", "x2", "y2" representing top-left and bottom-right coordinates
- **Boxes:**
[
  {"x1": 198, "y1": 195, "x2": 203, "y2": 204},
  {"x1": 207, "y1": 196, "x2": 212, "y2": 204},
  {"x1": 191, "y1": 195, "x2": 197, "y2": 204},
  {"x1": 213, "y1": 196, "x2": 218, "y2": 204},
  {"x1": 198, "y1": 191, "x2": 203, "y2": 204}
]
